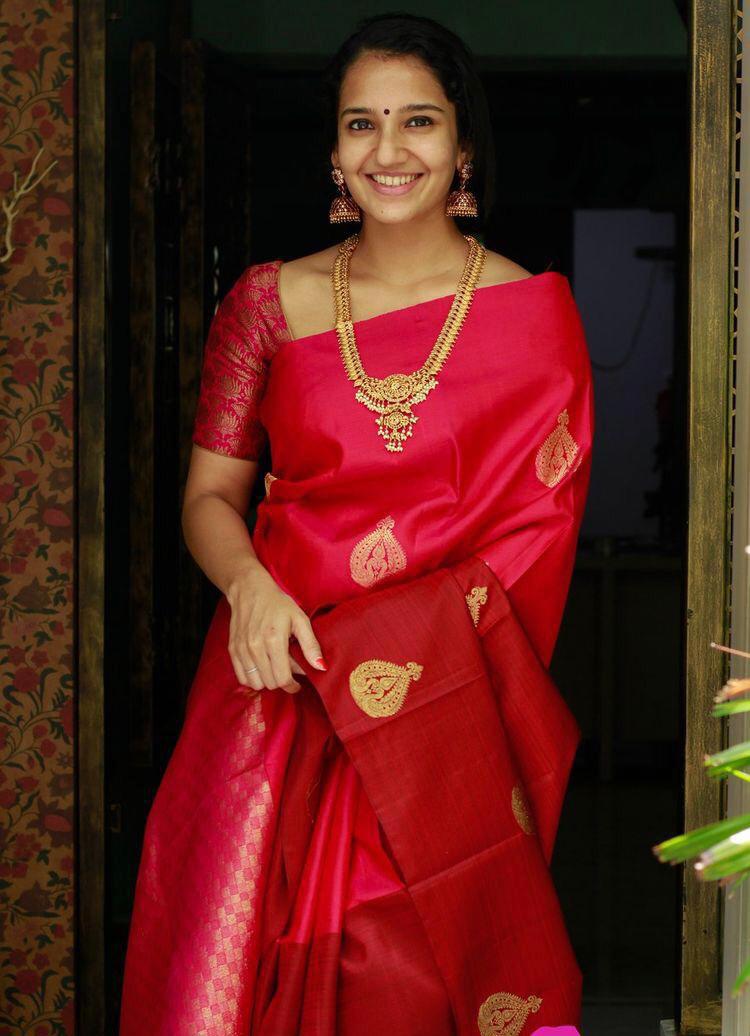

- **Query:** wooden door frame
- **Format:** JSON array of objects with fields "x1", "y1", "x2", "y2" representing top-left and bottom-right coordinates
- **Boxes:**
[
  {"x1": 722, "y1": 1, "x2": 750, "y2": 1030},
  {"x1": 75, "y1": 1, "x2": 737, "y2": 1032},
  {"x1": 681, "y1": 0, "x2": 738, "y2": 1031},
  {"x1": 76, "y1": 0, "x2": 106, "y2": 1033}
]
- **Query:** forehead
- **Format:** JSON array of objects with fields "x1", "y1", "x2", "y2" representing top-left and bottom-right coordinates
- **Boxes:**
[{"x1": 339, "y1": 51, "x2": 444, "y2": 100}]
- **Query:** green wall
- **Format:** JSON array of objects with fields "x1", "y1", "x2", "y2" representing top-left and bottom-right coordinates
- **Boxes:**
[{"x1": 192, "y1": 0, "x2": 686, "y2": 60}]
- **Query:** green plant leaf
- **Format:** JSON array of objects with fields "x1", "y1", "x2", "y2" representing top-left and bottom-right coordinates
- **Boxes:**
[
  {"x1": 653, "y1": 813, "x2": 750, "y2": 862},
  {"x1": 698, "y1": 838, "x2": 750, "y2": 880},
  {"x1": 705, "y1": 743, "x2": 750, "y2": 769},
  {"x1": 712, "y1": 700, "x2": 750, "y2": 717}
]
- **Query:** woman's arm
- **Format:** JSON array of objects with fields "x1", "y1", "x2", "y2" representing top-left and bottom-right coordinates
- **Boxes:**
[
  {"x1": 182, "y1": 444, "x2": 327, "y2": 694},
  {"x1": 183, "y1": 263, "x2": 327, "y2": 694},
  {"x1": 181, "y1": 444, "x2": 267, "y2": 596}
]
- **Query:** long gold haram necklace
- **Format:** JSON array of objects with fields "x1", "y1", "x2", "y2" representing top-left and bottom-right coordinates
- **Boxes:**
[{"x1": 332, "y1": 232, "x2": 487, "y2": 453}]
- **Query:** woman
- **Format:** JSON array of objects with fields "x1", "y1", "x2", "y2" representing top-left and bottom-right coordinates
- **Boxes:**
[{"x1": 119, "y1": 12, "x2": 594, "y2": 1036}]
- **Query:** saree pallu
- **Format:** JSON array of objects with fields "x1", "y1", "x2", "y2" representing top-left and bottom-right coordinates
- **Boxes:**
[{"x1": 119, "y1": 548, "x2": 582, "y2": 1036}]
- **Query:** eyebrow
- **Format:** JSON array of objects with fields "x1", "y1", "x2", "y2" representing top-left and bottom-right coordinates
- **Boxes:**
[{"x1": 339, "y1": 102, "x2": 445, "y2": 119}]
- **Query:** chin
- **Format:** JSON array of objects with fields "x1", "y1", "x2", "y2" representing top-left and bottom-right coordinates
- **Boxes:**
[{"x1": 362, "y1": 208, "x2": 424, "y2": 226}]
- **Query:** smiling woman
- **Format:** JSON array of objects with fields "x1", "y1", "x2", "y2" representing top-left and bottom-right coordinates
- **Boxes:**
[
  {"x1": 117, "y1": 11, "x2": 593, "y2": 1036},
  {"x1": 328, "y1": 26, "x2": 496, "y2": 226},
  {"x1": 329, "y1": 51, "x2": 482, "y2": 235}
]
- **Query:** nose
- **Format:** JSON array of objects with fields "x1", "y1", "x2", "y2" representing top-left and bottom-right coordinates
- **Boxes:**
[{"x1": 373, "y1": 123, "x2": 409, "y2": 167}]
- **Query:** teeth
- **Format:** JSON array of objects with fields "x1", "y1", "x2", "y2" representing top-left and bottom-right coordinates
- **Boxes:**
[{"x1": 371, "y1": 173, "x2": 420, "y2": 186}]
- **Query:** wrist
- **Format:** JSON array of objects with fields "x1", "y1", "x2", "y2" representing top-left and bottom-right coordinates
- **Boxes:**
[{"x1": 225, "y1": 558, "x2": 270, "y2": 602}]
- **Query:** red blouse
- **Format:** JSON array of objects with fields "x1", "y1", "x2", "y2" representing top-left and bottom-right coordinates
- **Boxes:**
[{"x1": 192, "y1": 262, "x2": 292, "y2": 460}]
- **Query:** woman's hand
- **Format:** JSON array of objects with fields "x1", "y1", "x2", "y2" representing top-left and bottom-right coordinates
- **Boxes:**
[
  {"x1": 225, "y1": 563, "x2": 326, "y2": 694},
  {"x1": 181, "y1": 448, "x2": 326, "y2": 694}
]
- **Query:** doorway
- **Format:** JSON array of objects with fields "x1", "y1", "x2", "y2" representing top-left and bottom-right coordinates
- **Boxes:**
[{"x1": 76, "y1": 3, "x2": 736, "y2": 1033}]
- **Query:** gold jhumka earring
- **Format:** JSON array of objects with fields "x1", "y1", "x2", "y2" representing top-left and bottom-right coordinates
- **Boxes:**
[
  {"x1": 445, "y1": 161, "x2": 479, "y2": 218},
  {"x1": 329, "y1": 166, "x2": 361, "y2": 223}
]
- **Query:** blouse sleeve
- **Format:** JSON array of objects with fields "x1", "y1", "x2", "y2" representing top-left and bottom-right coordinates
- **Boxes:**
[{"x1": 191, "y1": 265, "x2": 274, "y2": 460}]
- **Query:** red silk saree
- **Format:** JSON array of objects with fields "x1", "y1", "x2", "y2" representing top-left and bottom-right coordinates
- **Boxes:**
[{"x1": 118, "y1": 256, "x2": 594, "y2": 1035}]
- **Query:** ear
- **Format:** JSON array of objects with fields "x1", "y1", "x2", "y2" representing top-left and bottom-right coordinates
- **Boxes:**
[
  {"x1": 457, "y1": 144, "x2": 474, "y2": 170},
  {"x1": 331, "y1": 148, "x2": 339, "y2": 169}
]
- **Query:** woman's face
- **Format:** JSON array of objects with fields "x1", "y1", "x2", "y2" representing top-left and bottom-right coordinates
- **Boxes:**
[{"x1": 331, "y1": 50, "x2": 471, "y2": 227}]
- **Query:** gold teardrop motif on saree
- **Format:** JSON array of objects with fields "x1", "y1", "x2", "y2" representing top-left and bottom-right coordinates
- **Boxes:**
[
  {"x1": 349, "y1": 515, "x2": 407, "y2": 588},
  {"x1": 477, "y1": 992, "x2": 543, "y2": 1036},
  {"x1": 465, "y1": 585, "x2": 488, "y2": 626},
  {"x1": 349, "y1": 658, "x2": 423, "y2": 718},
  {"x1": 534, "y1": 408, "x2": 580, "y2": 488},
  {"x1": 264, "y1": 471, "x2": 278, "y2": 497},
  {"x1": 511, "y1": 784, "x2": 536, "y2": 836}
]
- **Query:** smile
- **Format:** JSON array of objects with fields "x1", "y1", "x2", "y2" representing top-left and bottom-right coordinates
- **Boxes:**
[{"x1": 365, "y1": 172, "x2": 424, "y2": 195}]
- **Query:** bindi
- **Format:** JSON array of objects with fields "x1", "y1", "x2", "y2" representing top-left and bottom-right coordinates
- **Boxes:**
[{"x1": 383, "y1": 108, "x2": 389, "y2": 114}]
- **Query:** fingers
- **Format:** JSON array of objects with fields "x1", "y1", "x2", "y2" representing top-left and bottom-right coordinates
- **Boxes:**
[
  {"x1": 265, "y1": 621, "x2": 301, "y2": 694},
  {"x1": 232, "y1": 642, "x2": 265, "y2": 692},
  {"x1": 244, "y1": 635, "x2": 280, "y2": 692},
  {"x1": 228, "y1": 609, "x2": 267, "y2": 691},
  {"x1": 233, "y1": 622, "x2": 300, "y2": 696},
  {"x1": 290, "y1": 612, "x2": 327, "y2": 671},
  {"x1": 228, "y1": 599, "x2": 324, "y2": 698}
]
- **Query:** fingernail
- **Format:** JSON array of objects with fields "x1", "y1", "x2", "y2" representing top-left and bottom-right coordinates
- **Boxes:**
[{"x1": 315, "y1": 656, "x2": 328, "y2": 671}]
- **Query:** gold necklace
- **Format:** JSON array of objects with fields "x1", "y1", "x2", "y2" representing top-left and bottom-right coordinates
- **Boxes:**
[{"x1": 332, "y1": 232, "x2": 487, "y2": 453}]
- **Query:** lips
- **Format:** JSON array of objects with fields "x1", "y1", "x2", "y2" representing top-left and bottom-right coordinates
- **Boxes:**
[{"x1": 365, "y1": 173, "x2": 424, "y2": 196}]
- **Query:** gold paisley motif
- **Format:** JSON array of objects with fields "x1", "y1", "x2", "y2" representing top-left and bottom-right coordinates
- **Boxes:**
[
  {"x1": 349, "y1": 515, "x2": 407, "y2": 587},
  {"x1": 465, "y1": 585, "x2": 488, "y2": 626},
  {"x1": 477, "y1": 991, "x2": 543, "y2": 1036},
  {"x1": 264, "y1": 471, "x2": 278, "y2": 497},
  {"x1": 349, "y1": 658, "x2": 423, "y2": 718},
  {"x1": 534, "y1": 408, "x2": 580, "y2": 488},
  {"x1": 511, "y1": 784, "x2": 536, "y2": 836}
]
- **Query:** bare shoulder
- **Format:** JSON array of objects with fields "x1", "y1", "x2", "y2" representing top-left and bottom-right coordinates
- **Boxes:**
[
  {"x1": 479, "y1": 248, "x2": 534, "y2": 287},
  {"x1": 277, "y1": 245, "x2": 338, "y2": 297},
  {"x1": 275, "y1": 243, "x2": 536, "y2": 339},
  {"x1": 275, "y1": 244, "x2": 340, "y2": 338}
]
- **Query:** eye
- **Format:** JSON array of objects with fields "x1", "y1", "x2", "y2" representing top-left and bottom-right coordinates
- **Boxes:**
[{"x1": 346, "y1": 115, "x2": 434, "y2": 130}]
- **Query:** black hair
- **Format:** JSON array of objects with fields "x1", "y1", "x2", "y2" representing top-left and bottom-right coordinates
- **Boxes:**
[{"x1": 318, "y1": 11, "x2": 496, "y2": 228}]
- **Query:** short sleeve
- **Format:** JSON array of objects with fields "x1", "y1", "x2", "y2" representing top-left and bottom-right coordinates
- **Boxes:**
[{"x1": 191, "y1": 264, "x2": 280, "y2": 460}]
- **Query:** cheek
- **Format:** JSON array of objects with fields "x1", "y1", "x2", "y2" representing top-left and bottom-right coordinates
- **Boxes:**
[
  {"x1": 339, "y1": 136, "x2": 371, "y2": 157},
  {"x1": 419, "y1": 142, "x2": 458, "y2": 172}
]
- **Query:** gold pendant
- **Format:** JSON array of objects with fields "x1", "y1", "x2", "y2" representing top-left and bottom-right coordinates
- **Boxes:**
[
  {"x1": 375, "y1": 406, "x2": 418, "y2": 452},
  {"x1": 477, "y1": 991, "x2": 543, "y2": 1036},
  {"x1": 349, "y1": 658, "x2": 423, "y2": 717},
  {"x1": 349, "y1": 516, "x2": 407, "y2": 587},
  {"x1": 353, "y1": 371, "x2": 438, "y2": 453}
]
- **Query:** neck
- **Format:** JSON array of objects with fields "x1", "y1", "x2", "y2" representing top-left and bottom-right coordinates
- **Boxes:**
[{"x1": 350, "y1": 214, "x2": 473, "y2": 287}]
